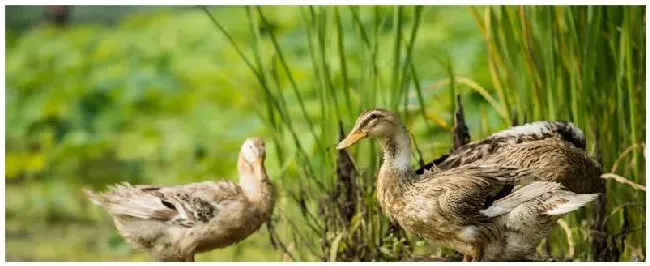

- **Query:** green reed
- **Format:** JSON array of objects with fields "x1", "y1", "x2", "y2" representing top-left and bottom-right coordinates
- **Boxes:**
[
  {"x1": 470, "y1": 5, "x2": 646, "y2": 261},
  {"x1": 205, "y1": 5, "x2": 645, "y2": 261}
]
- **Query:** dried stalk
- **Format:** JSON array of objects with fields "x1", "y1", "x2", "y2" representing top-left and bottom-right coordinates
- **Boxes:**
[{"x1": 601, "y1": 173, "x2": 646, "y2": 191}]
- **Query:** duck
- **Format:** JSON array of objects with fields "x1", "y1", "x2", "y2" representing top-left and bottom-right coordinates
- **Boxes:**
[
  {"x1": 336, "y1": 108, "x2": 598, "y2": 261},
  {"x1": 84, "y1": 137, "x2": 276, "y2": 262},
  {"x1": 418, "y1": 100, "x2": 604, "y2": 260}
]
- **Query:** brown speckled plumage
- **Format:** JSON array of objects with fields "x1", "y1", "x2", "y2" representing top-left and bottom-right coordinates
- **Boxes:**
[
  {"x1": 84, "y1": 138, "x2": 276, "y2": 261},
  {"x1": 418, "y1": 121, "x2": 603, "y2": 193},
  {"x1": 473, "y1": 138, "x2": 603, "y2": 194},
  {"x1": 416, "y1": 120, "x2": 604, "y2": 260},
  {"x1": 379, "y1": 164, "x2": 541, "y2": 261},
  {"x1": 338, "y1": 109, "x2": 599, "y2": 262},
  {"x1": 419, "y1": 121, "x2": 588, "y2": 170}
]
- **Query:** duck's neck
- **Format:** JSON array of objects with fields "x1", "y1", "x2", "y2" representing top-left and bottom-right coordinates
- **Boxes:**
[
  {"x1": 376, "y1": 125, "x2": 414, "y2": 209},
  {"x1": 238, "y1": 159, "x2": 276, "y2": 217},
  {"x1": 378, "y1": 127, "x2": 413, "y2": 172}
]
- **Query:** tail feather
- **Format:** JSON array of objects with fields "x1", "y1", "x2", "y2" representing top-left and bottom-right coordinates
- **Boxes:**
[
  {"x1": 82, "y1": 184, "x2": 176, "y2": 220},
  {"x1": 83, "y1": 189, "x2": 103, "y2": 206},
  {"x1": 546, "y1": 193, "x2": 599, "y2": 216},
  {"x1": 480, "y1": 181, "x2": 563, "y2": 218}
]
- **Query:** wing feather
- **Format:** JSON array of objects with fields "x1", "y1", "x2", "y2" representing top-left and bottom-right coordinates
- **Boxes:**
[{"x1": 83, "y1": 180, "x2": 242, "y2": 227}]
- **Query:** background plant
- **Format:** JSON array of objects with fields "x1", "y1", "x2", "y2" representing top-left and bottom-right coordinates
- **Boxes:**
[{"x1": 205, "y1": 5, "x2": 645, "y2": 262}]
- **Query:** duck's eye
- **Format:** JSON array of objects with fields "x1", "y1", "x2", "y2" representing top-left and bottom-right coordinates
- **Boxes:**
[{"x1": 369, "y1": 113, "x2": 378, "y2": 120}]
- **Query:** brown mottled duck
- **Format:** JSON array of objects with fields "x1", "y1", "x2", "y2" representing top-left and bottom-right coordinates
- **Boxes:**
[
  {"x1": 416, "y1": 101, "x2": 604, "y2": 260},
  {"x1": 84, "y1": 137, "x2": 276, "y2": 262},
  {"x1": 337, "y1": 109, "x2": 598, "y2": 261}
]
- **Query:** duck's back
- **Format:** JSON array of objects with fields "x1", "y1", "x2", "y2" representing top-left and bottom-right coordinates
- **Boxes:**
[
  {"x1": 418, "y1": 127, "x2": 603, "y2": 194},
  {"x1": 429, "y1": 121, "x2": 585, "y2": 169},
  {"x1": 474, "y1": 138, "x2": 603, "y2": 194}
]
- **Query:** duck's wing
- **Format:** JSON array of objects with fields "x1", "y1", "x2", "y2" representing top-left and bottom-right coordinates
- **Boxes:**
[
  {"x1": 416, "y1": 121, "x2": 586, "y2": 174},
  {"x1": 471, "y1": 138, "x2": 604, "y2": 194},
  {"x1": 420, "y1": 165, "x2": 539, "y2": 221},
  {"x1": 84, "y1": 181, "x2": 242, "y2": 227},
  {"x1": 411, "y1": 165, "x2": 540, "y2": 243}
]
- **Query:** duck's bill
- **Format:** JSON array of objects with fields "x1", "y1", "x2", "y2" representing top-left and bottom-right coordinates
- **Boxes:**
[{"x1": 336, "y1": 131, "x2": 367, "y2": 150}]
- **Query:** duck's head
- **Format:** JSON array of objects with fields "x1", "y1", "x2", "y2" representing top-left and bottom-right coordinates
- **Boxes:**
[
  {"x1": 238, "y1": 137, "x2": 268, "y2": 183},
  {"x1": 241, "y1": 137, "x2": 266, "y2": 164},
  {"x1": 337, "y1": 108, "x2": 401, "y2": 150}
]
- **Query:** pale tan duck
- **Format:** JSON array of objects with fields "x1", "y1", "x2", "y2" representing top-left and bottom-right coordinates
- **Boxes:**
[
  {"x1": 337, "y1": 109, "x2": 597, "y2": 262},
  {"x1": 84, "y1": 137, "x2": 275, "y2": 262}
]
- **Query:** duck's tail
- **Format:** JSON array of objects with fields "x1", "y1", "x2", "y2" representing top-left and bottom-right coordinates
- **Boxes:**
[
  {"x1": 82, "y1": 182, "x2": 177, "y2": 220},
  {"x1": 480, "y1": 181, "x2": 562, "y2": 218},
  {"x1": 480, "y1": 180, "x2": 598, "y2": 219},
  {"x1": 546, "y1": 193, "x2": 599, "y2": 216},
  {"x1": 83, "y1": 188, "x2": 103, "y2": 206}
]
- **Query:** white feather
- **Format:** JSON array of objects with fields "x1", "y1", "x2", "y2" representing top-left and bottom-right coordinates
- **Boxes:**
[
  {"x1": 546, "y1": 194, "x2": 599, "y2": 216},
  {"x1": 492, "y1": 121, "x2": 553, "y2": 137},
  {"x1": 480, "y1": 205, "x2": 510, "y2": 218},
  {"x1": 393, "y1": 151, "x2": 411, "y2": 171},
  {"x1": 481, "y1": 181, "x2": 563, "y2": 218},
  {"x1": 457, "y1": 226, "x2": 479, "y2": 241}
]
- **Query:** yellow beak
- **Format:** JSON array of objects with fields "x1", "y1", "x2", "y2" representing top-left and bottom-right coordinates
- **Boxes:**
[{"x1": 336, "y1": 131, "x2": 368, "y2": 150}]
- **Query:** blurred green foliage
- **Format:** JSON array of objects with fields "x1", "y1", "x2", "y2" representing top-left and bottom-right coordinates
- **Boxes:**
[{"x1": 6, "y1": 7, "x2": 276, "y2": 261}]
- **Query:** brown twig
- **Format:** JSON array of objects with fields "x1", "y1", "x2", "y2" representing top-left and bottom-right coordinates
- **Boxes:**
[{"x1": 451, "y1": 94, "x2": 471, "y2": 151}]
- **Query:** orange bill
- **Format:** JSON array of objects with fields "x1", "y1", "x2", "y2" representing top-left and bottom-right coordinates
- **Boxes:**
[{"x1": 336, "y1": 131, "x2": 368, "y2": 150}]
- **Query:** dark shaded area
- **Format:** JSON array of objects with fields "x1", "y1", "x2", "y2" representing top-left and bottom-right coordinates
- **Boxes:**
[
  {"x1": 336, "y1": 121, "x2": 357, "y2": 225},
  {"x1": 555, "y1": 121, "x2": 587, "y2": 150},
  {"x1": 414, "y1": 154, "x2": 448, "y2": 175},
  {"x1": 6, "y1": 5, "x2": 178, "y2": 33},
  {"x1": 482, "y1": 185, "x2": 515, "y2": 209},
  {"x1": 592, "y1": 136, "x2": 609, "y2": 261},
  {"x1": 44, "y1": 6, "x2": 71, "y2": 27},
  {"x1": 451, "y1": 95, "x2": 471, "y2": 152}
]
